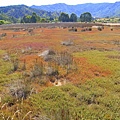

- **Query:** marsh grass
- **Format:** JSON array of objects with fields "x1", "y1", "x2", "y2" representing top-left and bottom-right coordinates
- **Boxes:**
[
  {"x1": 0, "y1": 26, "x2": 120, "y2": 119},
  {"x1": 73, "y1": 50, "x2": 120, "y2": 73}
]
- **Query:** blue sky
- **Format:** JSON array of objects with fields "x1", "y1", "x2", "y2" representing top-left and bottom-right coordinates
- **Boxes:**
[{"x1": 0, "y1": 0, "x2": 118, "y2": 6}]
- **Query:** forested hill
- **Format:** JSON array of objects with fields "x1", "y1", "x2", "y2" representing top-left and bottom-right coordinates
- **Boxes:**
[
  {"x1": 0, "y1": 2, "x2": 120, "y2": 24},
  {"x1": 0, "y1": 5, "x2": 60, "y2": 19},
  {"x1": 31, "y1": 2, "x2": 120, "y2": 18}
]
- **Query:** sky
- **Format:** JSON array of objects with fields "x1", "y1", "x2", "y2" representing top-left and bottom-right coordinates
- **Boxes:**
[{"x1": 0, "y1": 0, "x2": 118, "y2": 7}]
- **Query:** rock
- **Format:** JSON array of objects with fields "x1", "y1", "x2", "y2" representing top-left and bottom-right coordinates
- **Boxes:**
[
  {"x1": 38, "y1": 49, "x2": 55, "y2": 61},
  {"x1": 2, "y1": 53, "x2": 11, "y2": 61},
  {"x1": 61, "y1": 40, "x2": 74, "y2": 46},
  {"x1": 38, "y1": 49, "x2": 55, "y2": 57}
]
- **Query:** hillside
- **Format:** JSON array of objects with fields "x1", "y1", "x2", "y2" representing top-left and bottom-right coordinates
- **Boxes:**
[
  {"x1": 31, "y1": 2, "x2": 120, "y2": 18},
  {"x1": 0, "y1": 5, "x2": 60, "y2": 19},
  {"x1": 1, "y1": 2, "x2": 120, "y2": 23}
]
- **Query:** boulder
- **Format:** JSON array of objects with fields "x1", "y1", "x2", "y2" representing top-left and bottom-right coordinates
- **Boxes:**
[
  {"x1": 38, "y1": 49, "x2": 55, "y2": 61},
  {"x1": 61, "y1": 40, "x2": 74, "y2": 46},
  {"x1": 38, "y1": 50, "x2": 55, "y2": 57}
]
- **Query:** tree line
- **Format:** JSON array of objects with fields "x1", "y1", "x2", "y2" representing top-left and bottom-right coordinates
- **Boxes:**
[
  {"x1": 20, "y1": 12, "x2": 57, "y2": 23},
  {"x1": 59, "y1": 12, "x2": 92, "y2": 22},
  {"x1": 20, "y1": 12, "x2": 92, "y2": 23},
  {"x1": 0, "y1": 12, "x2": 92, "y2": 25},
  {"x1": 21, "y1": 13, "x2": 40, "y2": 23}
]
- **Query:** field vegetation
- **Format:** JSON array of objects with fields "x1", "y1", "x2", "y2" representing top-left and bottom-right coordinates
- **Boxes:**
[{"x1": 0, "y1": 23, "x2": 120, "y2": 120}]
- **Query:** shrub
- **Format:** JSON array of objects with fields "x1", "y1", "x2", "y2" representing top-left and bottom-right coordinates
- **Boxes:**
[
  {"x1": 81, "y1": 29, "x2": 86, "y2": 32},
  {"x1": 11, "y1": 59, "x2": 19, "y2": 72},
  {"x1": 97, "y1": 26, "x2": 104, "y2": 31},
  {"x1": 9, "y1": 80, "x2": 30, "y2": 99},
  {"x1": 68, "y1": 28, "x2": 77, "y2": 32},
  {"x1": 31, "y1": 62, "x2": 44, "y2": 77}
]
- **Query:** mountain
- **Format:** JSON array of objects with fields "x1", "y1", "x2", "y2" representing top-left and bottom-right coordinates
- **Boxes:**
[
  {"x1": 0, "y1": 2, "x2": 120, "y2": 23},
  {"x1": 0, "y1": 5, "x2": 60, "y2": 19},
  {"x1": 31, "y1": 2, "x2": 120, "y2": 18},
  {"x1": 0, "y1": 13, "x2": 18, "y2": 23}
]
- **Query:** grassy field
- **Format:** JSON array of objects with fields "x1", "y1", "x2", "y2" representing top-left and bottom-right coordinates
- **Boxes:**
[{"x1": 0, "y1": 23, "x2": 120, "y2": 120}]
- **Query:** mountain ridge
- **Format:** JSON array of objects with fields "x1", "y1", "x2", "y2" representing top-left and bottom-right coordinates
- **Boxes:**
[
  {"x1": 0, "y1": 5, "x2": 60, "y2": 19},
  {"x1": 0, "y1": 2, "x2": 120, "y2": 23},
  {"x1": 31, "y1": 2, "x2": 120, "y2": 17}
]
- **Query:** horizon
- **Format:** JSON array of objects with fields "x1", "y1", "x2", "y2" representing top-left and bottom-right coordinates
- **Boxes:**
[{"x1": 0, "y1": 0, "x2": 119, "y2": 7}]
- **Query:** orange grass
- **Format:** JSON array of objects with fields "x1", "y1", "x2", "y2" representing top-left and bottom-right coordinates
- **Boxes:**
[{"x1": 0, "y1": 25, "x2": 119, "y2": 84}]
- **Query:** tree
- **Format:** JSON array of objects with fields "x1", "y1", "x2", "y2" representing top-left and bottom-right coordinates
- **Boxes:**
[
  {"x1": 49, "y1": 17, "x2": 54, "y2": 21},
  {"x1": 21, "y1": 12, "x2": 41, "y2": 23},
  {"x1": 59, "y1": 12, "x2": 69, "y2": 22},
  {"x1": 0, "y1": 20, "x2": 4, "y2": 25},
  {"x1": 31, "y1": 12, "x2": 37, "y2": 23},
  {"x1": 80, "y1": 12, "x2": 92, "y2": 22},
  {"x1": 40, "y1": 18, "x2": 47, "y2": 23},
  {"x1": 22, "y1": 15, "x2": 31, "y2": 23},
  {"x1": 11, "y1": 17, "x2": 17, "y2": 23},
  {"x1": 20, "y1": 19, "x2": 24, "y2": 23},
  {"x1": 70, "y1": 13, "x2": 77, "y2": 22}
]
